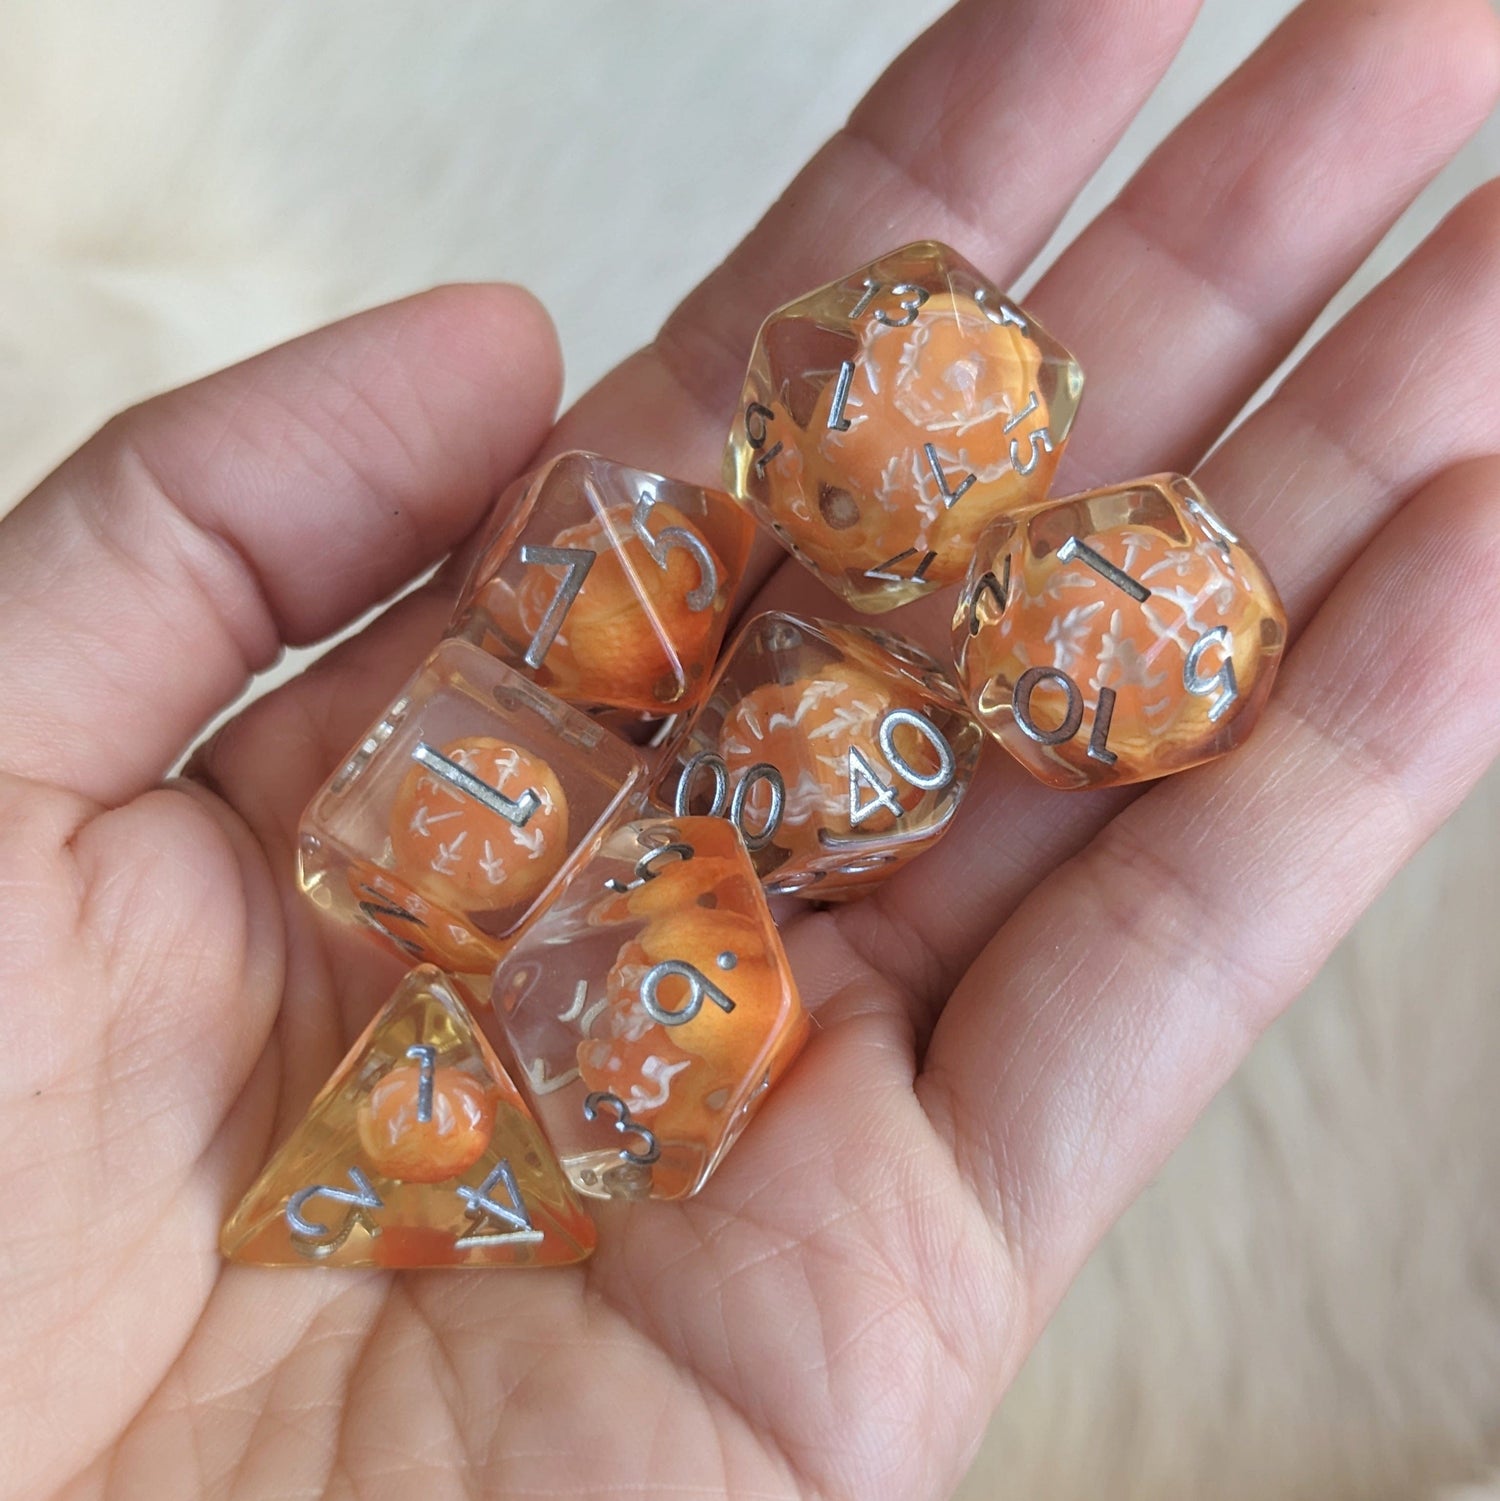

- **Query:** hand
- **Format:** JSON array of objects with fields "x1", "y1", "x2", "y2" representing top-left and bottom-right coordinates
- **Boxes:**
[{"x1": 4, "y1": 1, "x2": 1499, "y2": 1495}]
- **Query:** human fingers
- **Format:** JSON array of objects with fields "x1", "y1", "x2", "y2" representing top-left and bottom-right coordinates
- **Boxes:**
[
  {"x1": 920, "y1": 456, "x2": 1500, "y2": 1335},
  {"x1": 0, "y1": 285, "x2": 561, "y2": 805},
  {"x1": 835, "y1": 173, "x2": 1500, "y2": 1025}
]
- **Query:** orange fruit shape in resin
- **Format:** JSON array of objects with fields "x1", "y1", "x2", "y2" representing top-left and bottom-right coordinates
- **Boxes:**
[
  {"x1": 574, "y1": 833, "x2": 809, "y2": 1198},
  {"x1": 498, "y1": 505, "x2": 726, "y2": 712},
  {"x1": 718, "y1": 661, "x2": 935, "y2": 857},
  {"x1": 388, "y1": 735, "x2": 568, "y2": 911},
  {"x1": 357, "y1": 1063, "x2": 496, "y2": 1183},
  {"x1": 727, "y1": 241, "x2": 1082, "y2": 612},
  {"x1": 221, "y1": 966, "x2": 595, "y2": 1268},
  {"x1": 651, "y1": 612, "x2": 984, "y2": 899},
  {"x1": 452, "y1": 452, "x2": 752, "y2": 715},
  {"x1": 765, "y1": 295, "x2": 1045, "y2": 582},
  {"x1": 491, "y1": 817, "x2": 808, "y2": 1201},
  {"x1": 953, "y1": 474, "x2": 1287, "y2": 788}
]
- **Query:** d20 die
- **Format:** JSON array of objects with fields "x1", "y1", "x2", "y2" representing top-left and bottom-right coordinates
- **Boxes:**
[
  {"x1": 300, "y1": 638, "x2": 647, "y2": 990},
  {"x1": 652, "y1": 611, "x2": 981, "y2": 898},
  {"x1": 953, "y1": 474, "x2": 1286, "y2": 788},
  {"x1": 725, "y1": 240, "x2": 1082, "y2": 612},
  {"x1": 491, "y1": 817, "x2": 809, "y2": 1201},
  {"x1": 451, "y1": 450, "x2": 752, "y2": 716},
  {"x1": 220, "y1": 966, "x2": 596, "y2": 1268}
]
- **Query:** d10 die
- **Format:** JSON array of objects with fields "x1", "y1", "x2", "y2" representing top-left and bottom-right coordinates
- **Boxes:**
[
  {"x1": 651, "y1": 611, "x2": 982, "y2": 898},
  {"x1": 451, "y1": 450, "x2": 752, "y2": 716},
  {"x1": 491, "y1": 817, "x2": 809, "y2": 1200},
  {"x1": 725, "y1": 240, "x2": 1082, "y2": 613},
  {"x1": 953, "y1": 474, "x2": 1286, "y2": 788},
  {"x1": 221, "y1": 966, "x2": 596, "y2": 1268},
  {"x1": 299, "y1": 638, "x2": 647, "y2": 992}
]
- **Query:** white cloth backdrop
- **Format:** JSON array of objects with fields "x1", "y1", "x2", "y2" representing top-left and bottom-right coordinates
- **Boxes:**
[{"x1": 2, "y1": 3, "x2": 1497, "y2": 1496}]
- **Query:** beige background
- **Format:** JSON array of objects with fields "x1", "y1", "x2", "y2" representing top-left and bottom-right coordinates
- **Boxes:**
[{"x1": 1, "y1": 3, "x2": 1498, "y2": 1497}]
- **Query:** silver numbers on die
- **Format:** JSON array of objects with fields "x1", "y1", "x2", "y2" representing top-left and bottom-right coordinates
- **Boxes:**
[
  {"x1": 639, "y1": 960, "x2": 737, "y2": 1027},
  {"x1": 633, "y1": 488, "x2": 719, "y2": 611},
  {"x1": 847, "y1": 709, "x2": 955, "y2": 827},
  {"x1": 1183, "y1": 626, "x2": 1239, "y2": 721},
  {"x1": 673, "y1": 751, "x2": 785, "y2": 851},
  {"x1": 519, "y1": 543, "x2": 595, "y2": 667}
]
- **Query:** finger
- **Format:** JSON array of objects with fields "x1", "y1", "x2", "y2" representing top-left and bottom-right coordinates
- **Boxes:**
[
  {"x1": 200, "y1": 0, "x2": 1203, "y2": 852},
  {"x1": 1041, "y1": 0, "x2": 1500, "y2": 488},
  {"x1": 544, "y1": 0, "x2": 1202, "y2": 489},
  {"x1": 0, "y1": 285, "x2": 562, "y2": 805},
  {"x1": 834, "y1": 172, "x2": 1500, "y2": 1024},
  {"x1": 747, "y1": 0, "x2": 1500, "y2": 667},
  {"x1": 919, "y1": 457, "x2": 1500, "y2": 1326}
]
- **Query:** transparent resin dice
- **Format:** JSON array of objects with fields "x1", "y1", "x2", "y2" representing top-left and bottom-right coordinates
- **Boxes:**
[
  {"x1": 221, "y1": 967, "x2": 596, "y2": 1268},
  {"x1": 490, "y1": 817, "x2": 809, "y2": 1200},
  {"x1": 300, "y1": 638, "x2": 647, "y2": 990},
  {"x1": 650, "y1": 611, "x2": 981, "y2": 897},
  {"x1": 725, "y1": 240, "x2": 1082, "y2": 613},
  {"x1": 953, "y1": 474, "x2": 1286, "y2": 788},
  {"x1": 451, "y1": 450, "x2": 753, "y2": 716}
]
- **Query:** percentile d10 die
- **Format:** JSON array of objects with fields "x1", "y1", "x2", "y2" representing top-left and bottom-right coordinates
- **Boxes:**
[{"x1": 651, "y1": 611, "x2": 982, "y2": 898}]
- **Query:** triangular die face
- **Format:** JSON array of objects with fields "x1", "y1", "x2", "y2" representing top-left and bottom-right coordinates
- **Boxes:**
[{"x1": 221, "y1": 966, "x2": 596, "y2": 1268}]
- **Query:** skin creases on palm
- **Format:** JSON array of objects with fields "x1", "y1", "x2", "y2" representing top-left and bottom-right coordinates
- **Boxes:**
[{"x1": 2, "y1": 0, "x2": 1500, "y2": 1498}]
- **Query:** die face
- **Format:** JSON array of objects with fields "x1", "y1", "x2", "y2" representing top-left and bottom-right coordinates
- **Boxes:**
[
  {"x1": 953, "y1": 475, "x2": 1287, "y2": 788},
  {"x1": 220, "y1": 967, "x2": 596, "y2": 1268},
  {"x1": 299, "y1": 638, "x2": 647, "y2": 981},
  {"x1": 451, "y1": 451, "x2": 753, "y2": 716},
  {"x1": 650, "y1": 612, "x2": 982, "y2": 898},
  {"x1": 725, "y1": 240, "x2": 1082, "y2": 613},
  {"x1": 490, "y1": 817, "x2": 809, "y2": 1201}
]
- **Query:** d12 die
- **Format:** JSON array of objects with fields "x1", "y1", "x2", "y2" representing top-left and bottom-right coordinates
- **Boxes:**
[
  {"x1": 953, "y1": 474, "x2": 1286, "y2": 788},
  {"x1": 451, "y1": 450, "x2": 753, "y2": 716},
  {"x1": 725, "y1": 240, "x2": 1082, "y2": 613},
  {"x1": 491, "y1": 817, "x2": 809, "y2": 1200},
  {"x1": 299, "y1": 638, "x2": 647, "y2": 991},
  {"x1": 220, "y1": 966, "x2": 596, "y2": 1268},
  {"x1": 651, "y1": 611, "x2": 981, "y2": 898}
]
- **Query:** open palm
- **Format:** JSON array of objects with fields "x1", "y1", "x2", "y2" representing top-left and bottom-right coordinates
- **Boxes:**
[{"x1": 6, "y1": 1, "x2": 1500, "y2": 1495}]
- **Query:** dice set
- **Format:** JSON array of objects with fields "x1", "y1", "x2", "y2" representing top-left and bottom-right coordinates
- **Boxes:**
[{"x1": 223, "y1": 240, "x2": 1286, "y2": 1267}]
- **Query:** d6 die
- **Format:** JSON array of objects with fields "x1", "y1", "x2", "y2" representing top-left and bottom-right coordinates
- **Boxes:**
[
  {"x1": 725, "y1": 240, "x2": 1082, "y2": 612},
  {"x1": 451, "y1": 450, "x2": 752, "y2": 716},
  {"x1": 299, "y1": 638, "x2": 647, "y2": 990},
  {"x1": 491, "y1": 817, "x2": 809, "y2": 1200},
  {"x1": 651, "y1": 611, "x2": 982, "y2": 897},
  {"x1": 953, "y1": 475, "x2": 1286, "y2": 788}
]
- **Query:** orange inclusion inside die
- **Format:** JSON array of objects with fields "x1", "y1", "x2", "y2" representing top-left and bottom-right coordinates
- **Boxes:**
[
  {"x1": 764, "y1": 292, "x2": 1048, "y2": 580},
  {"x1": 1001, "y1": 529, "x2": 1237, "y2": 733},
  {"x1": 388, "y1": 735, "x2": 569, "y2": 912},
  {"x1": 575, "y1": 843, "x2": 803, "y2": 1150},
  {"x1": 495, "y1": 503, "x2": 726, "y2": 710},
  {"x1": 355, "y1": 1064, "x2": 496, "y2": 1184},
  {"x1": 718, "y1": 662, "x2": 932, "y2": 850}
]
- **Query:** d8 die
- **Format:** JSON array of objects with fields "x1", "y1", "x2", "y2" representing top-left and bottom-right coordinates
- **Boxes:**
[
  {"x1": 651, "y1": 611, "x2": 982, "y2": 898},
  {"x1": 299, "y1": 638, "x2": 647, "y2": 991},
  {"x1": 451, "y1": 450, "x2": 752, "y2": 716},
  {"x1": 491, "y1": 817, "x2": 809, "y2": 1200},
  {"x1": 953, "y1": 475, "x2": 1286, "y2": 788},
  {"x1": 725, "y1": 240, "x2": 1082, "y2": 613}
]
